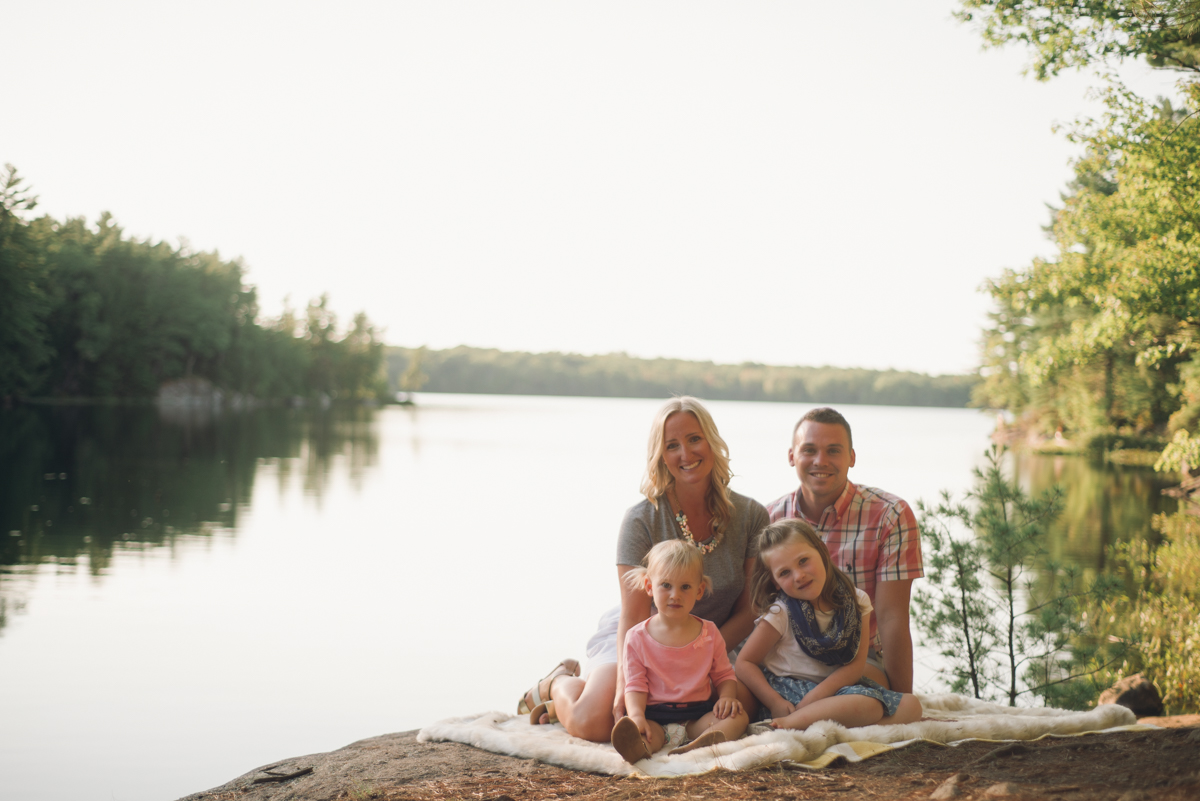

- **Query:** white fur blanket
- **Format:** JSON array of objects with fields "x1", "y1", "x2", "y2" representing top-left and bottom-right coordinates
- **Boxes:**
[{"x1": 417, "y1": 694, "x2": 1144, "y2": 777}]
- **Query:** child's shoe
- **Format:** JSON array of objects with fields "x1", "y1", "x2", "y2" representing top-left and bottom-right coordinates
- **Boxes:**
[{"x1": 610, "y1": 716, "x2": 651, "y2": 763}]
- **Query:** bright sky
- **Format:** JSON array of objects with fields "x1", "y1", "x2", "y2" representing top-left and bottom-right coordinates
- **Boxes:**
[{"x1": 3, "y1": 1, "x2": 1184, "y2": 375}]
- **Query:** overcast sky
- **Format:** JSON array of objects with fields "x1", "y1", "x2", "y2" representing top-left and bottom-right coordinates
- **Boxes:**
[{"x1": 3, "y1": 1, "x2": 1184, "y2": 374}]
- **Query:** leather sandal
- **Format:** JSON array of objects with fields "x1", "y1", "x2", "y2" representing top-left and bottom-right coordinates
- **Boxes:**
[
  {"x1": 610, "y1": 716, "x2": 651, "y2": 763},
  {"x1": 517, "y1": 658, "x2": 580, "y2": 721},
  {"x1": 527, "y1": 700, "x2": 557, "y2": 725}
]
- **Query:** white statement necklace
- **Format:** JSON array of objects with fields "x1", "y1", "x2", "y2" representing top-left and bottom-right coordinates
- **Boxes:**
[{"x1": 671, "y1": 489, "x2": 720, "y2": 555}]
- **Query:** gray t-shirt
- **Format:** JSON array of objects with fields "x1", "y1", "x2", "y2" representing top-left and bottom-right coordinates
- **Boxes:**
[{"x1": 617, "y1": 490, "x2": 769, "y2": 628}]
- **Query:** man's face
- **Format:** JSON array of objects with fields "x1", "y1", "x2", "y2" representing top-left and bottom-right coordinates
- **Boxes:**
[{"x1": 788, "y1": 420, "x2": 855, "y2": 499}]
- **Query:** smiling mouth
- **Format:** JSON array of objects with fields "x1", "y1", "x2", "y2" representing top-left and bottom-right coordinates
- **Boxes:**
[{"x1": 681, "y1": 460, "x2": 702, "y2": 470}]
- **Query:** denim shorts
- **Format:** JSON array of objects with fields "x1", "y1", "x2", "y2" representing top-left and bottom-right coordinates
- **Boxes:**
[{"x1": 758, "y1": 669, "x2": 903, "y2": 721}]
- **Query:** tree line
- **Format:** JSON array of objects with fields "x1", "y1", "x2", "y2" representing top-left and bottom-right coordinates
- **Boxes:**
[
  {"x1": 965, "y1": 1, "x2": 1200, "y2": 447},
  {"x1": 0, "y1": 167, "x2": 386, "y2": 403},
  {"x1": 386, "y1": 346, "x2": 978, "y2": 407},
  {"x1": 926, "y1": 0, "x2": 1200, "y2": 713}
]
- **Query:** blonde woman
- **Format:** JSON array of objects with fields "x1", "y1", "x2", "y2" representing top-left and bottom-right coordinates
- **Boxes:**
[{"x1": 517, "y1": 397, "x2": 768, "y2": 743}]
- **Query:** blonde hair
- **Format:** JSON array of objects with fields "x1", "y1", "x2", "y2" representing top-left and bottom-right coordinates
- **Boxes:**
[
  {"x1": 623, "y1": 539, "x2": 711, "y2": 595},
  {"x1": 638, "y1": 397, "x2": 734, "y2": 539},
  {"x1": 749, "y1": 518, "x2": 861, "y2": 615}
]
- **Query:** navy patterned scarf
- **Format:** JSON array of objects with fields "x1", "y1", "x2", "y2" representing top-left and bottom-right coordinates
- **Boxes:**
[{"x1": 783, "y1": 581, "x2": 861, "y2": 666}]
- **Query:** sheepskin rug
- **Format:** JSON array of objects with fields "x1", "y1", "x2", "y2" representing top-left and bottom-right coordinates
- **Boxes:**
[{"x1": 417, "y1": 694, "x2": 1144, "y2": 777}]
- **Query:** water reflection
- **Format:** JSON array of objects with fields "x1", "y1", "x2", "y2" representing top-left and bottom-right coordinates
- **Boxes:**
[
  {"x1": 1011, "y1": 450, "x2": 1178, "y2": 572},
  {"x1": 0, "y1": 403, "x2": 380, "y2": 633}
]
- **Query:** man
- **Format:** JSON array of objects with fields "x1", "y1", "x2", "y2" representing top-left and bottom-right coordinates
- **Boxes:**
[{"x1": 765, "y1": 407, "x2": 921, "y2": 693}]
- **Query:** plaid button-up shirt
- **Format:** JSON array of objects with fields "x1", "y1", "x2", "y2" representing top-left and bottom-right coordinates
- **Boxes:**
[{"x1": 765, "y1": 481, "x2": 923, "y2": 650}]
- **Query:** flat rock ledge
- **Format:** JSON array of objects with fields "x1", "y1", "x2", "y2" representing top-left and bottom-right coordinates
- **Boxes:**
[
  {"x1": 176, "y1": 729, "x2": 558, "y2": 801},
  {"x1": 179, "y1": 715, "x2": 1200, "y2": 801}
]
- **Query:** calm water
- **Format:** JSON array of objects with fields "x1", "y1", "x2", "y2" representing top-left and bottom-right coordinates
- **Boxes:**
[{"x1": 0, "y1": 395, "x2": 1177, "y2": 801}]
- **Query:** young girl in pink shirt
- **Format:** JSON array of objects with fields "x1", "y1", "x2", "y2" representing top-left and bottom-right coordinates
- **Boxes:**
[{"x1": 611, "y1": 540, "x2": 749, "y2": 763}]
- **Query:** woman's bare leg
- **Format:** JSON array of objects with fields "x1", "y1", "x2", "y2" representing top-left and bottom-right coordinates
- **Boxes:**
[{"x1": 545, "y1": 663, "x2": 618, "y2": 743}]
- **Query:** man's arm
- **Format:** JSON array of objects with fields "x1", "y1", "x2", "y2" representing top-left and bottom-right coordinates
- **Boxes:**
[{"x1": 874, "y1": 579, "x2": 914, "y2": 693}]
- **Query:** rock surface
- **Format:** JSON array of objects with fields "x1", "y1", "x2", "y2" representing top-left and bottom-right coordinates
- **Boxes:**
[
  {"x1": 176, "y1": 730, "x2": 565, "y2": 801},
  {"x1": 179, "y1": 721, "x2": 1200, "y2": 801}
]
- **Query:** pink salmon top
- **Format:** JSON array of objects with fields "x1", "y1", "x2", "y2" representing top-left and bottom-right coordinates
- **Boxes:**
[{"x1": 622, "y1": 616, "x2": 737, "y2": 705}]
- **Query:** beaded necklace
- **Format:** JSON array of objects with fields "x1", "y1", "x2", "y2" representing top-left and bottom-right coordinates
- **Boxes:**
[{"x1": 670, "y1": 488, "x2": 721, "y2": 555}]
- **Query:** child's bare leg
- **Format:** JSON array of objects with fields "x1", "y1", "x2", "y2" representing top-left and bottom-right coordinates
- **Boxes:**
[
  {"x1": 771, "y1": 694, "x2": 882, "y2": 730},
  {"x1": 879, "y1": 693, "x2": 922, "y2": 725},
  {"x1": 669, "y1": 708, "x2": 749, "y2": 755},
  {"x1": 644, "y1": 719, "x2": 667, "y2": 753}
]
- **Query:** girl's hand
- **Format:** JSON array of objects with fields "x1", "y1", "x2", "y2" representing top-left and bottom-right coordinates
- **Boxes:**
[
  {"x1": 713, "y1": 698, "x2": 744, "y2": 720},
  {"x1": 630, "y1": 714, "x2": 652, "y2": 741},
  {"x1": 767, "y1": 699, "x2": 795, "y2": 720}
]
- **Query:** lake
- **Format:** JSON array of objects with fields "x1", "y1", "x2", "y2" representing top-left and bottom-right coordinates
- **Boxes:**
[{"x1": 0, "y1": 394, "x2": 1178, "y2": 801}]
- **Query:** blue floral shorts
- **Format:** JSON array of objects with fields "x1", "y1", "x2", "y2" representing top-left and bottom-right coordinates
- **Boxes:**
[{"x1": 758, "y1": 669, "x2": 903, "y2": 721}]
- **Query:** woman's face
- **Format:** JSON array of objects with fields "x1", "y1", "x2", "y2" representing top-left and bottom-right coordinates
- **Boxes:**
[{"x1": 662, "y1": 412, "x2": 714, "y2": 490}]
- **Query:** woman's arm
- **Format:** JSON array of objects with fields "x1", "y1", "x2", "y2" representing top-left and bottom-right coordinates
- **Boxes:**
[
  {"x1": 614, "y1": 564, "x2": 653, "y2": 720},
  {"x1": 734, "y1": 620, "x2": 792, "y2": 719},
  {"x1": 791, "y1": 610, "x2": 870, "y2": 710},
  {"x1": 718, "y1": 557, "x2": 758, "y2": 649}
]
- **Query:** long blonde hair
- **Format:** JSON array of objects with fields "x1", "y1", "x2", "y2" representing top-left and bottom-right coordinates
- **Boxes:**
[
  {"x1": 638, "y1": 396, "x2": 734, "y2": 540},
  {"x1": 749, "y1": 518, "x2": 862, "y2": 615}
]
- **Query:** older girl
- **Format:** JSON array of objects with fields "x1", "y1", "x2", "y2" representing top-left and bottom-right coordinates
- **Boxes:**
[{"x1": 735, "y1": 518, "x2": 921, "y2": 729}]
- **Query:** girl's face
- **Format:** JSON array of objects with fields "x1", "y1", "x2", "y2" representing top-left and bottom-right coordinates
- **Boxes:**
[
  {"x1": 763, "y1": 538, "x2": 827, "y2": 606},
  {"x1": 645, "y1": 565, "x2": 705, "y2": 621}
]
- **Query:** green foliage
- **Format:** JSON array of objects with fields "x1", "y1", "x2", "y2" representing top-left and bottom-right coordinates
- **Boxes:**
[
  {"x1": 975, "y1": 83, "x2": 1200, "y2": 440},
  {"x1": 0, "y1": 169, "x2": 386, "y2": 402},
  {"x1": 956, "y1": 1, "x2": 1200, "y2": 80},
  {"x1": 915, "y1": 446, "x2": 1120, "y2": 706},
  {"x1": 1067, "y1": 510, "x2": 1200, "y2": 713},
  {"x1": 385, "y1": 347, "x2": 977, "y2": 407},
  {"x1": 0, "y1": 166, "x2": 52, "y2": 398},
  {"x1": 1155, "y1": 428, "x2": 1200, "y2": 471}
]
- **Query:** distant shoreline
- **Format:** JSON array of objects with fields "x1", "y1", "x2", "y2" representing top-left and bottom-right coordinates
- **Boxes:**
[{"x1": 386, "y1": 346, "x2": 979, "y2": 409}]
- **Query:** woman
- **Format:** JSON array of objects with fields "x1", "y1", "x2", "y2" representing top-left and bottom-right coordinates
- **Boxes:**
[{"x1": 517, "y1": 396, "x2": 769, "y2": 742}]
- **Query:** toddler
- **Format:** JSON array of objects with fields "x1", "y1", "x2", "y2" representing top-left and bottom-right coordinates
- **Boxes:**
[{"x1": 611, "y1": 540, "x2": 749, "y2": 763}]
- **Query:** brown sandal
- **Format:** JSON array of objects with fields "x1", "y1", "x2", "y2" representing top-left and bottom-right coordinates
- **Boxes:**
[
  {"x1": 610, "y1": 716, "x2": 651, "y2": 763},
  {"x1": 517, "y1": 658, "x2": 580, "y2": 722}
]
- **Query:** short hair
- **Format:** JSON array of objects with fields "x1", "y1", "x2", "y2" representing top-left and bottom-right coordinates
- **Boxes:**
[
  {"x1": 639, "y1": 397, "x2": 734, "y2": 536},
  {"x1": 623, "y1": 539, "x2": 711, "y2": 594},
  {"x1": 749, "y1": 518, "x2": 862, "y2": 615},
  {"x1": 792, "y1": 407, "x2": 853, "y2": 449}
]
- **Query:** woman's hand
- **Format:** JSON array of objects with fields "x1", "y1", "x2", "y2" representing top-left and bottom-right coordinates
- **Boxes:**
[
  {"x1": 712, "y1": 697, "x2": 745, "y2": 720},
  {"x1": 612, "y1": 676, "x2": 627, "y2": 721}
]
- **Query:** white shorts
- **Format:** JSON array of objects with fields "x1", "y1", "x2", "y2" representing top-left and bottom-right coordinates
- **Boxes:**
[{"x1": 583, "y1": 605, "x2": 621, "y2": 678}]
